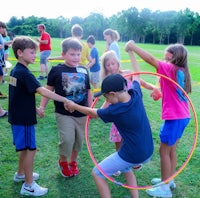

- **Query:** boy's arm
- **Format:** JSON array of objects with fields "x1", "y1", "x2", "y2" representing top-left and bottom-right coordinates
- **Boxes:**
[
  {"x1": 65, "y1": 100, "x2": 98, "y2": 118},
  {"x1": 125, "y1": 46, "x2": 140, "y2": 84},
  {"x1": 48, "y1": 56, "x2": 63, "y2": 61},
  {"x1": 86, "y1": 57, "x2": 95, "y2": 69},
  {"x1": 87, "y1": 90, "x2": 93, "y2": 107},
  {"x1": 37, "y1": 86, "x2": 68, "y2": 105},
  {"x1": 38, "y1": 85, "x2": 53, "y2": 115},
  {"x1": 125, "y1": 40, "x2": 159, "y2": 69}
]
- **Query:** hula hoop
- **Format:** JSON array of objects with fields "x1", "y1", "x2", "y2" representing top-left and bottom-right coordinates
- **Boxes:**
[{"x1": 85, "y1": 71, "x2": 198, "y2": 190}]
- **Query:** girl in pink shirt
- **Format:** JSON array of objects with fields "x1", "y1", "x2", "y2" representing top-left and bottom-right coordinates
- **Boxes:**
[{"x1": 125, "y1": 41, "x2": 191, "y2": 198}]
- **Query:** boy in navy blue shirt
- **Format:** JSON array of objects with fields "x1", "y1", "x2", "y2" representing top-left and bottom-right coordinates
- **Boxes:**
[{"x1": 65, "y1": 49, "x2": 153, "y2": 198}]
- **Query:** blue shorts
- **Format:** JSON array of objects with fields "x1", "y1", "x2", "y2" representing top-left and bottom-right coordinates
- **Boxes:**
[
  {"x1": 12, "y1": 125, "x2": 36, "y2": 151},
  {"x1": 160, "y1": 118, "x2": 190, "y2": 146},
  {"x1": 93, "y1": 152, "x2": 152, "y2": 179},
  {"x1": 40, "y1": 50, "x2": 51, "y2": 64}
]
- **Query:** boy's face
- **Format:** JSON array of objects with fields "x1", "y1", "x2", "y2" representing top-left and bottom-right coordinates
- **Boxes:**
[
  {"x1": 62, "y1": 48, "x2": 81, "y2": 67},
  {"x1": 18, "y1": 48, "x2": 37, "y2": 65},
  {"x1": 103, "y1": 92, "x2": 118, "y2": 104}
]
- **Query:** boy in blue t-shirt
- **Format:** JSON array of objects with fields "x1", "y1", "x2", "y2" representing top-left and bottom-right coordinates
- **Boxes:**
[
  {"x1": 65, "y1": 51, "x2": 153, "y2": 197},
  {"x1": 86, "y1": 35, "x2": 100, "y2": 89}
]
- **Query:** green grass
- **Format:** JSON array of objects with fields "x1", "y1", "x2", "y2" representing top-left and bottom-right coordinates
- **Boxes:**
[{"x1": 0, "y1": 38, "x2": 200, "y2": 197}]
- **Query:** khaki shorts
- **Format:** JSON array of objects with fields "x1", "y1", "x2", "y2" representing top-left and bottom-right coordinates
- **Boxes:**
[{"x1": 55, "y1": 113, "x2": 86, "y2": 157}]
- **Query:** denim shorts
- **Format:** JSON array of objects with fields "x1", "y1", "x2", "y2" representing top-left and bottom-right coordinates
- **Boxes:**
[
  {"x1": 40, "y1": 50, "x2": 51, "y2": 64},
  {"x1": 160, "y1": 118, "x2": 190, "y2": 146},
  {"x1": 93, "y1": 152, "x2": 152, "y2": 179}
]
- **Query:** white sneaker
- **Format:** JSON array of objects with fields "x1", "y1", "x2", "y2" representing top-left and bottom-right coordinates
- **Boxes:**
[
  {"x1": 146, "y1": 185, "x2": 172, "y2": 198},
  {"x1": 151, "y1": 178, "x2": 176, "y2": 189},
  {"x1": 20, "y1": 181, "x2": 48, "y2": 196},
  {"x1": 14, "y1": 172, "x2": 40, "y2": 182}
]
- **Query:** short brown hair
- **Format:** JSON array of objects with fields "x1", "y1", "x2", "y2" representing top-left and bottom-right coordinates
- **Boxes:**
[{"x1": 12, "y1": 36, "x2": 38, "y2": 59}]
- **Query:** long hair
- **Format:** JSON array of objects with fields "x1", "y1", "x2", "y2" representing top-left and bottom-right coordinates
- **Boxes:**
[{"x1": 166, "y1": 44, "x2": 192, "y2": 93}]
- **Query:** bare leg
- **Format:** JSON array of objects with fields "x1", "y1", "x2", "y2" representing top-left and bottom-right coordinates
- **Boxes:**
[
  {"x1": 170, "y1": 141, "x2": 178, "y2": 176},
  {"x1": 124, "y1": 171, "x2": 139, "y2": 198},
  {"x1": 18, "y1": 150, "x2": 36, "y2": 185},
  {"x1": 59, "y1": 154, "x2": 68, "y2": 162},
  {"x1": 115, "y1": 141, "x2": 121, "y2": 151},
  {"x1": 160, "y1": 143, "x2": 172, "y2": 180},
  {"x1": 92, "y1": 170, "x2": 111, "y2": 198},
  {"x1": 70, "y1": 150, "x2": 78, "y2": 162}
]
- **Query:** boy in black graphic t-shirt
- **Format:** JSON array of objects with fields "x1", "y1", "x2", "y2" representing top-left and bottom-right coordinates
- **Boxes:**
[{"x1": 40, "y1": 37, "x2": 93, "y2": 177}]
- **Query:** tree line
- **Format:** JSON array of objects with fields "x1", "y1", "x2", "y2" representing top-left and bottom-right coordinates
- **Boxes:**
[{"x1": 6, "y1": 7, "x2": 200, "y2": 45}]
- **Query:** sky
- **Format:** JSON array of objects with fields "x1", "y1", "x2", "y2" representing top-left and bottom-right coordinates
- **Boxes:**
[{"x1": 1, "y1": 0, "x2": 200, "y2": 23}]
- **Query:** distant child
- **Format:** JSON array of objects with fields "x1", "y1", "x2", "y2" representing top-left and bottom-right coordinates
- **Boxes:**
[
  {"x1": 48, "y1": 24, "x2": 91, "y2": 66},
  {"x1": 125, "y1": 40, "x2": 191, "y2": 198},
  {"x1": 2, "y1": 28, "x2": 12, "y2": 76},
  {"x1": 86, "y1": 35, "x2": 100, "y2": 89},
  {"x1": 39, "y1": 37, "x2": 93, "y2": 177},
  {"x1": 9, "y1": 36, "x2": 70, "y2": 197},
  {"x1": 101, "y1": 50, "x2": 161, "y2": 153},
  {"x1": 103, "y1": 28, "x2": 121, "y2": 61},
  {"x1": 65, "y1": 52, "x2": 154, "y2": 197}
]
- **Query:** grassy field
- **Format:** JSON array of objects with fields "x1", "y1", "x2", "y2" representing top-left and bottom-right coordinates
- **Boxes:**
[{"x1": 0, "y1": 38, "x2": 199, "y2": 198}]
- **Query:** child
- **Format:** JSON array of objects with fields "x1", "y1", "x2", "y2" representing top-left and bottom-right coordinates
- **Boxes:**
[
  {"x1": 39, "y1": 37, "x2": 93, "y2": 177},
  {"x1": 65, "y1": 52, "x2": 154, "y2": 198},
  {"x1": 48, "y1": 24, "x2": 91, "y2": 67},
  {"x1": 103, "y1": 28, "x2": 121, "y2": 61},
  {"x1": 125, "y1": 40, "x2": 191, "y2": 198},
  {"x1": 86, "y1": 35, "x2": 100, "y2": 89},
  {"x1": 9, "y1": 36, "x2": 70, "y2": 196},
  {"x1": 101, "y1": 50, "x2": 161, "y2": 154}
]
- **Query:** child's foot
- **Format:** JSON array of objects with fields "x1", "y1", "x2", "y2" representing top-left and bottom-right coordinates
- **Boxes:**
[
  {"x1": 20, "y1": 181, "x2": 48, "y2": 196},
  {"x1": 14, "y1": 172, "x2": 40, "y2": 182},
  {"x1": 69, "y1": 161, "x2": 79, "y2": 176},
  {"x1": 58, "y1": 160, "x2": 73, "y2": 177}
]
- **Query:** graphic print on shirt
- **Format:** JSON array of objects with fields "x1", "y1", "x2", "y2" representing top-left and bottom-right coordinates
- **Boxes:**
[{"x1": 62, "y1": 72, "x2": 86, "y2": 103}]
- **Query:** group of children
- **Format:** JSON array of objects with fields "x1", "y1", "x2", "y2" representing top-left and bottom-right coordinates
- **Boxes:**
[{"x1": 6, "y1": 24, "x2": 191, "y2": 198}]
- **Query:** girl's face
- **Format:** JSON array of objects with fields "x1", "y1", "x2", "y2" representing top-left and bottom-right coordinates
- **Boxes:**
[
  {"x1": 104, "y1": 58, "x2": 119, "y2": 74},
  {"x1": 62, "y1": 48, "x2": 81, "y2": 67},
  {"x1": 104, "y1": 34, "x2": 111, "y2": 43},
  {"x1": 164, "y1": 51, "x2": 173, "y2": 62}
]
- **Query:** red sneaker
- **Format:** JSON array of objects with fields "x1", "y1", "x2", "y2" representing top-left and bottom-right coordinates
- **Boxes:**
[
  {"x1": 69, "y1": 161, "x2": 79, "y2": 176},
  {"x1": 58, "y1": 160, "x2": 73, "y2": 177}
]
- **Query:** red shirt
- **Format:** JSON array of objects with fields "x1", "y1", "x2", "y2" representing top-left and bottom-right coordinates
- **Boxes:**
[{"x1": 39, "y1": 31, "x2": 51, "y2": 52}]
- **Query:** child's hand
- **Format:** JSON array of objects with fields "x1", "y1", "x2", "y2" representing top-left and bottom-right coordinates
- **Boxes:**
[
  {"x1": 150, "y1": 88, "x2": 162, "y2": 101},
  {"x1": 125, "y1": 40, "x2": 135, "y2": 52},
  {"x1": 36, "y1": 106, "x2": 45, "y2": 118},
  {"x1": 64, "y1": 100, "x2": 75, "y2": 113}
]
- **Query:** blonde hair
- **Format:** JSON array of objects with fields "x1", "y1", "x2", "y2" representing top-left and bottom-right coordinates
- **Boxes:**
[
  {"x1": 101, "y1": 50, "x2": 121, "y2": 79},
  {"x1": 103, "y1": 28, "x2": 120, "y2": 41}
]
